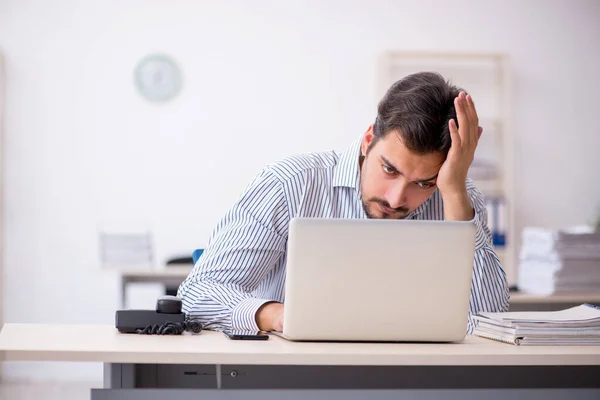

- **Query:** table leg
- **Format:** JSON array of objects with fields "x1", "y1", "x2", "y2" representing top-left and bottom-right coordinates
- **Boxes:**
[
  {"x1": 121, "y1": 279, "x2": 127, "y2": 309},
  {"x1": 103, "y1": 363, "x2": 135, "y2": 389}
]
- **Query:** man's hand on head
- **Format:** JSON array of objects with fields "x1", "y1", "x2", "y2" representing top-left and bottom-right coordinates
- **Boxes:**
[
  {"x1": 256, "y1": 302, "x2": 284, "y2": 332},
  {"x1": 437, "y1": 91, "x2": 482, "y2": 221}
]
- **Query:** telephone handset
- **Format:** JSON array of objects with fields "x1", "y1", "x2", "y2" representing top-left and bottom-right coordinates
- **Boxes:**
[{"x1": 115, "y1": 295, "x2": 202, "y2": 335}]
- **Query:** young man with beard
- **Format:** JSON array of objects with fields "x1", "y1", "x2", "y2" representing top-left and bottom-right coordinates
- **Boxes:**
[{"x1": 177, "y1": 72, "x2": 510, "y2": 334}]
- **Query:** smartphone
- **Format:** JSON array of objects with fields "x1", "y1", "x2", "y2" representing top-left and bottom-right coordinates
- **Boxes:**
[{"x1": 223, "y1": 330, "x2": 269, "y2": 340}]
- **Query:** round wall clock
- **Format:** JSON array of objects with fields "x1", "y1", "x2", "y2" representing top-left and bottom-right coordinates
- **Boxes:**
[{"x1": 134, "y1": 54, "x2": 182, "y2": 102}]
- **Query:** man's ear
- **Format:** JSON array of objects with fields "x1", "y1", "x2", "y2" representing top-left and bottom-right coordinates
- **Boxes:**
[{"x1": 361, "y1": 125, "x2": 375, "y2": 156}]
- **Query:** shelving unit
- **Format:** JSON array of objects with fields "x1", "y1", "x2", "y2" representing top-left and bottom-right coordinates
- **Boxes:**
[{"x1": 377, "y1": 52, "x2": 516, "y2": 283}]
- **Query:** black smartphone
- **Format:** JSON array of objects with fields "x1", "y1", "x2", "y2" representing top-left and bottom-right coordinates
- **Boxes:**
[{"x1": 223, "y1": 330, "x2": 269, "y2": 340}]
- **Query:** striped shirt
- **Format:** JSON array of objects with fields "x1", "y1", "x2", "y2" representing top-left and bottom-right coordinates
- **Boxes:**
[{"x1": 178, "y1": 137, "x2": 510, "y2": 333}]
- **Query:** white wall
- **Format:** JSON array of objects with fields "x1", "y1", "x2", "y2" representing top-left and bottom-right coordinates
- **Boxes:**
[
  {"x1": 0, "y1": 46, "x2": 5, "y2": 375},
  {"x1": 1, "y1": 0, "x2": 599, "y2": 382}
]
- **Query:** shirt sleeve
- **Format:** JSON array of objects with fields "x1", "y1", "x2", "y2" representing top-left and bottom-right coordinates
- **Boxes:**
[
  {"x1": 466, "y1": 184, "x2": 510, "y2": 333},
  {"x1": 178, "y1": 168, "x2": 290, "y2": 331}
]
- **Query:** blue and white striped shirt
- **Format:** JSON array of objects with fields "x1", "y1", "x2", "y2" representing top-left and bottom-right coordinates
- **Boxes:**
[{"x1": 178, "y1": 138, "x2": 510, "y2": 333}]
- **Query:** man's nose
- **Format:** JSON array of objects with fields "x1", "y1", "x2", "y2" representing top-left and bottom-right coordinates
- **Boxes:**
[{"x1": 385, "y1": 180, "x2": 409, "y2": 209}]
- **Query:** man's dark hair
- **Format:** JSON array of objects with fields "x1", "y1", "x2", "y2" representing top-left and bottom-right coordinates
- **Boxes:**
[{"x1": 371, "y1": 71, "x2": 464, "y2": 156}]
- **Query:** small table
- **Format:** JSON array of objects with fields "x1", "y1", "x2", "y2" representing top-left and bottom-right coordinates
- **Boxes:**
[
  {"x1": 119, "y1": 267, "x2": 600, "y2": 313},
  {"x1": 509, "y1": 291, "x2": 600, "y2": 311},
  {"x1": 120, "y1": 265, "x2": 192, "y2": 307}
]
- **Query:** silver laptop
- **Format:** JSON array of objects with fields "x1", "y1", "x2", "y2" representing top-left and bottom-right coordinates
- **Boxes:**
[{"x1": 279, "y1": 218, "x2": 476, "y2": 342}]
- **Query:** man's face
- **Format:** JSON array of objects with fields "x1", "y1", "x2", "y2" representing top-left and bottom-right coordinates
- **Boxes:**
[{"x1": 359, "y1": 127, "x2": 445, "y2": 219}]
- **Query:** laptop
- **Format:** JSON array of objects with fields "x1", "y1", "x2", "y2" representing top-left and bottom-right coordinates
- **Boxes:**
[{"x1": 278, "y1": 218, "x2": 476, "y2": 342}]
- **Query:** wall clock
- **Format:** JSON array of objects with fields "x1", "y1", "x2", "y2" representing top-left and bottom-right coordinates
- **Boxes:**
[{"x1": 134, "y1": 54, "x2": 182, "y2": 102}]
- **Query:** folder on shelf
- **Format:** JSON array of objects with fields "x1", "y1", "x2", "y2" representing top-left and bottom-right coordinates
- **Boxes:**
[{"x1": 484, "y1": 196, "x2": 507, "y2": 247}]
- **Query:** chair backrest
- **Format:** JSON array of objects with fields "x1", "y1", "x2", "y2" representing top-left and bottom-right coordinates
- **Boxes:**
[{"x1": 192, "y1": 249, "x2": 204, "y2": 264}]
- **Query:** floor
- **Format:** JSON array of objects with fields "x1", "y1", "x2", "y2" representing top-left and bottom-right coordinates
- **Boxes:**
[{"x1": 0, "y1": 381, "x2": 101, "y2": 400}]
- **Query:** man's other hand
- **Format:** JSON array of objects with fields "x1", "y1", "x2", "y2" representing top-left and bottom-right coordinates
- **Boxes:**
[{"x1": 256, "y1": 302, "x2": 284, "y2": 332}]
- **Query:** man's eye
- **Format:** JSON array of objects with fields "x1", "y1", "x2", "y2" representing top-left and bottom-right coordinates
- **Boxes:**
[
  {"x1": 417, "y1": 182, "x2": 435, "y2": 189},
  {"x1": 382, "y1": 165, "x2": 396, "y2": 175}
]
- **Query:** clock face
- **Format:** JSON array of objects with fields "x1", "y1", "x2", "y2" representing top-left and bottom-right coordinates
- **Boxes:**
[{"x1": 134, "y1": 54, "x2": 182, "y2": 102}]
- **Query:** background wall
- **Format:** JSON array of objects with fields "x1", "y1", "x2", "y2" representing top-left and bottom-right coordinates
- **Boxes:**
[
  {"x1": 1, "y1": 0, "x2": 599, "y2": 382},
  {"x1": 0, "y1": 48, "x2": 5, "y2": 378}
]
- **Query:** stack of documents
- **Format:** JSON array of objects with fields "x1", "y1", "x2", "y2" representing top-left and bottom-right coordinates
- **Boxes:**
[
  {"x1": 518, "y1": 226, "x2": 600, "y2": 294},
  {"x1": 473, "y1": 304, "x2": 600, "y2": 345}
]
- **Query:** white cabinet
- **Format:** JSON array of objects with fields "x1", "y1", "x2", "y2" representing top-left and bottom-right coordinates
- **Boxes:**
[{"x1": 378, "y1": 52, "x2": 516, "y2": 284}]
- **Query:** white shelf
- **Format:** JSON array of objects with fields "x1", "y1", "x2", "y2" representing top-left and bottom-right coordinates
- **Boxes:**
[{"x1": 470, "y1": 179, "x2": 504, "y2": 197}]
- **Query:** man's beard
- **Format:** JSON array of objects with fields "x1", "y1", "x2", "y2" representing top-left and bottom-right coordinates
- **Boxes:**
[
  {"x1": 359, "y1": 172, "x2": 409, "y2": 219},
  {"x1": 361, "y1": 197, "x2": 409, "y2": 219}
]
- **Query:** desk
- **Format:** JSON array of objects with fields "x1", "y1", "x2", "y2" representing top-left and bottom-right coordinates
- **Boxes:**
[
  {"x1": 1, "y1": 324, "x2": 599, "y2": 399},
  {"x1": 120, "y1": 267, "x2": 600, "y2": 313},
  {"x1": 509, "y1": 291, "x2": 600, "y2": 311},
  {"x1": 120, "y1": 266, "x2": 191, "y2": 307}
]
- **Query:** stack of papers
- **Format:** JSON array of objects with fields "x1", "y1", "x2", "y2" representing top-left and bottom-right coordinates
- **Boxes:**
[
  {"x1": 518, "y1": 226, "x2": 600, "y2": 294},
  {"x1": 473, "y1": 304, "x2": 600, "y2": 345}
]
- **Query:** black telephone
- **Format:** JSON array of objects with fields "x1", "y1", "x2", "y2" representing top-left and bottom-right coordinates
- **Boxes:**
[{"x1": 115, "y1": 295, "x2": 202, "y2": 335}]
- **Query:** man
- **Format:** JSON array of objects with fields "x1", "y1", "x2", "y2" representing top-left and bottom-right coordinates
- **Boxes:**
[{"x1": 178, "y1": 72, "x2": 510, "y2": 334}]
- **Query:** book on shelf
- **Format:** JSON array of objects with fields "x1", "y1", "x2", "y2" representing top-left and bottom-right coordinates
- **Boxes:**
[{"x1": 473, "y1": 303, "x2": 600, "y2": 345}]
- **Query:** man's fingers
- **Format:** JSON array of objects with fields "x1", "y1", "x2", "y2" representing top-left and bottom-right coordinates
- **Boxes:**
[
  {"x1": 462, "y1": 93, "x2": 476, "y2": 145},
  {"x1": 465, "y1": 94, "x2": 479, "y2": 142},
  {"x1": 466, "y1": 94, "x2": 478, "y2": 117},
  {"x1": 455, "y1": 93, "x2": 469, "y2": 144},
  {"x1": 449, "y1": 119, "x2": 461, "y2": 148},
  {"x1": 276, "y1": 312, "x2": 284, "y2": 332}
]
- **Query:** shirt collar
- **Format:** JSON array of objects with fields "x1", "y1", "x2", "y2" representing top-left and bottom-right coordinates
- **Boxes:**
[{"x1": 332, "y1": 137, "x2": 362, "y2": 189}]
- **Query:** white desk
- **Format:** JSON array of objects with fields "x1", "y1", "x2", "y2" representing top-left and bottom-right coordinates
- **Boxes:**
[
  {"x1": 1, "y1": 323, "x2": 599, "y2": 399},
  {"x1": 119, "y1": 266, "x2": 600, "y2": 312},
  {"x1": 120, "y1": 266, "x2": 191, "y2": 307},
  {"x1": 509, "y1": 291, "x2": 600, "y2": 311},
  {"x1": 509, "y1": 292, "x2": 600, "y2": 304}
]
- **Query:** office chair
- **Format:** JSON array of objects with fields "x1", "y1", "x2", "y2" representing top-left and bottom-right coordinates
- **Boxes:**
[{"x1": 192, "y1": 249, "x2": 204, "y2": 264}]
